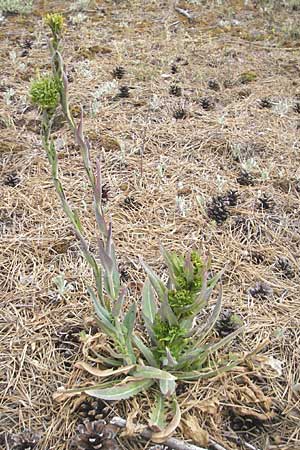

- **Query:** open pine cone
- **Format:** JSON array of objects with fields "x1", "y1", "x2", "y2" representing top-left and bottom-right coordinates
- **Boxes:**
[
  {"x1": 8, "y1": 430, "x2": 42, "y2": 450},
  {"x1": 71, "y1": 420, "x2": 119, "y2": 450}
]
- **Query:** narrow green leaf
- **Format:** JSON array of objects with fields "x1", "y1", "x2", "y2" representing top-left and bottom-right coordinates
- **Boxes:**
[
  {"x1": 149, "y1": 394, "x2": 166, "y2": 431},
  {"x1": 85, "y1": 379, "x2": 154, "y2": 401},
  {"x1": 160, "y1": 246, "x2": 178, "y2": 287},
  {"x1": 143, "y1": 315, "x2": 157, "y2": 343},
  {"x1": 162, "y1": 347, "x2": 178, "y2": 367},
  {"x1": 175, "y1": 360, "x2": 241, "y2": 380},
  {"x1": 132, "y1": 335, "x2": 158, "y2": 367},
  {"x1": 142, "y1": 278, "x2": 157, "y2": 324},
  {"x1": 123, "y1": 303, "x2": 136, "y2": 338},
  {"x1": 140, "y1": 259, "x2": 167, "y2": 302},
  {"x1": 112, "y1": 287, "x2": 126, "y2": 318},
  {"x1": 133, "y1": 366, "x2": 176, "y2": 381},
  {"x1": 204, "y1": 326, "x2": 245, "y2": 355},
  {"x1": 183, "y1": 253, "x2": 194, "y2": 285},
  {"x1": 177, "y1": 347, "x2": 208, "y2": 369},
  {"x1": 159, "y1": 300, "x2": 178, "y2": 327},
  {"x1": 87, "y1": 286, "x2": 116, "y2": 337},
  {"x1": 152, "y1": 398, "x2": 181, "y2": 442},
  {"x1": 194, "y1": 287, "x2": 223, "y2": 345}
]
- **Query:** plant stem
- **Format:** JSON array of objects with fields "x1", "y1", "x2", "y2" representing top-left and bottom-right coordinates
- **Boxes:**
[{"x1": 110, "y1": 417, "x2": 208, "y2": 450}]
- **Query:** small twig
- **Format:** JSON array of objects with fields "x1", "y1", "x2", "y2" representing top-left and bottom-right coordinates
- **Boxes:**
[
  {"x1": 174, "y1": 6, "x2": 194, "y2": 22},
  {"x1": 110, "y1": 417, "x2": 208, "y2": 450},
  {"x1": 209, "y1": 440, "x2": 228, "y2": 450}
]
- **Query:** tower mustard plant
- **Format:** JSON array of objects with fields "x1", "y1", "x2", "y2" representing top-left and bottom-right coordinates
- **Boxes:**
[{"x1": 30, "y1": 13, "x2": 244, "y2": 441}]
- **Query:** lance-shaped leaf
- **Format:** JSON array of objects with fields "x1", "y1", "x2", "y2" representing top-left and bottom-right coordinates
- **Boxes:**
[
  {"x1": 75, "y1": 361, "x2": 135, "y2": 378},
  {"x1": 176, "y1": 347, "x2": 208, "y2": 370},
  {"x1": 194, "y1": 286, "x2": 223, "y2": 345},
  {"x1": 142, "y1": 278, "x2": 157, "y2": 324},
  {"x1": 123, "y1": 303, "x2": 136, "y2": 338},
  {"x1": 143, "y1": 315, "x2": 157, "y2": 343},
  {"x1": 159, "y1": 378, "x2": 176, "y2": 397},
  {"x1": 161, "y1": 246, "x2": 178, "y2": 287},
  {"x1": 140, "y1": 258, "x2": 167, "y2": 302},
  {"x1": 149, "y1": 394, "x2": 166, "y2": 432},
  {"x1": 133, "y1": 366, "x2": 176, "y2": 381},
  {"x1": 175, "y1": 359, "x2": 242, "y2": 380},
  {"x1": 183, "y1": 252, "x2": 194, "y2": 285},
  {"x1": 85, "y1": 379, "x2": 154, "y2": 401},
  {"x1": 98, "y1": 239, "x2": 114, "y2": 273},
  {"x1": 158, "y1": 297, "x2": 178, "y2": 327},
  {"x1": 98, "y1": 239, "x2": 120, "y2": 300},
  {"x1": 93, "y1": 159, "x2": 108, "y2": 236},
  {"x1": 87, "y1": 286, "x2": 116, "y2": 338},
  {"x1": 203, "y1": 326, "x2": 245, "y2": 355},
  {"x1": 112, "y1": 287, "x2": 127, "y2": 318},
  {"x1": 151, "y1": 398, "x2": 181, "y2": 443},
  {"x1": 162, "y1": 347, "x2": 178, "y2": 368},
  {"x1": 132, "y1": 335, "x2": 158, "y2": 367}
]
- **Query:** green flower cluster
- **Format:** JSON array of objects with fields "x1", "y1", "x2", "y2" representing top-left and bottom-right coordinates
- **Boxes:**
[
  {"x1": 153, "y1": 318, "x2": 188, "y2": 360},
  {"x1": 191, "y1": 251, "x2": 203, "y2": 276},
  {"x1": 168, "y1": 289, "x2": 193, "y2": 313},
  {"x1": 30, "y1": 76, "x2": 61, "y2": 110},
  {"x1": 165, "y1": 250, "x2": 205, "y2": 319},
  {"x1": 45, "y1": 13, "x2": 64, "y2": 36}
]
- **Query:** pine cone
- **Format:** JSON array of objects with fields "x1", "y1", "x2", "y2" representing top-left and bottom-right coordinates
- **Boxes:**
[
  {"x1": 236, "y1": 170, "x2": 255, "y2": 186},
  {"x1": 169, "y1": 84, "x2": 182, "y2": 97},
  {"x1": 4, "y1": 173, "x2": 20, "y2": 187},
  {"x1": 249, "y1": 282, "x2": 272, "y2": 299},
  {"x1": 8, "y1": 430, "x2": 42, "y2": 450},
  {"x1": 175, "y1": 382, "x2": 189, "y2": 396},
  {"x1": 76, "y1": 399, "x2": 110, "y2": 422},
  {"x1": 275, "y1": 257, "x2": 295, "y2": 279},
  {"x1": 257, "y1": 194, "x2": 275, "y2": 211},
  {"x1": 222, "y1": 190, "x2": 238, "y2": 207},
  {"x1": 199, "y1": 97, "x2": 214, "y2": 110},
  {"x1": 123, "y1": 196, "x2": 141, "y2": 211},
  {"x1": 208, "y1": 79, "x2": 220, "y2": 91},
  {"x1": 207, "y1": 197, "x2": 229, "y2": 225},
  {"x1": 72, "y1": 420, "x2": 119, "y2": 450},
  {"x1": 170, "y1": 64, "x2": 178, "y2": 74},
  {"x1": 117, "y1": 86, "x2": 130, "y2": 98},
  {"x1": 55, "y1": 326, "x2": 82, "y2": 359},
  {"x1": 259, "y1": 98, "x2": 273, "y2": 109},
  {"x1": 230, "y1": 413, "x2": 262, "y2": 432},
  {"x1": 101, "y1": 183, "x2": 110, "y2": 204},
  {"x1": 248, "y1": 250, "x2": 264, "y2": 265},
  {"x1": 173, "y1": 108, "x2": 187, "y2": 120},
  {"x1": 294, "y1": 102, "x2": 300, "y2": 114},
  {"x1": 215, "y1": 309, "x2": 242, "y2": 337},
  {"x1": 112, "y1": 66, "x2": 125, "y2": 80}
]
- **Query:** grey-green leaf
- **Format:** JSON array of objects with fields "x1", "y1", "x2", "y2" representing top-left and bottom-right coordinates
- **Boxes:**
[
  {"x1": 149, "y1": 394, "x2": 166, "y2": 431},
  {"x1": 140, "y1": 259, "x2": 167, "y2": 302},
  {"x1": 142, "y1": 278, "x2": 157, "y2": 324},
  {"x1": 132, "y1": 335, "x2": 158, "y2": 367},
  {"x1": 85, "y1": 379, "x2": 154, "y2": 401},
  {"x1": 133, "y1": 366, "x2": 176, "y2": 381},
  {"x1": 159, "y1": 378, "x2": 176, "y2": 397}
]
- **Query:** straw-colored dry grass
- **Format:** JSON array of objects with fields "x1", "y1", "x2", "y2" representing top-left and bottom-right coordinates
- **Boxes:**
[{"x1": 1, "y1": 0, "x2": 300, "y2": 449}]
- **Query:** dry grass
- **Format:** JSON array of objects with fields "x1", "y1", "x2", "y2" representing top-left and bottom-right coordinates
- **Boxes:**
[{"x1": 1, "y1": 0, "x2": 300, "y2": 449}]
